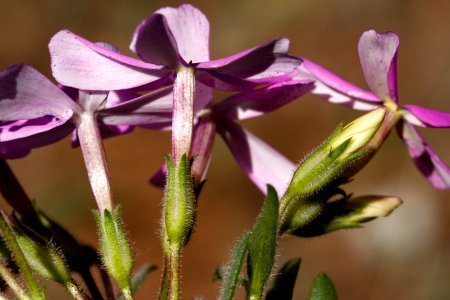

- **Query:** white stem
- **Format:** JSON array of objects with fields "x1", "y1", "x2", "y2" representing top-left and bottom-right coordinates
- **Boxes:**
[
  {"x1": 77, "y1": 112, "x2": 114, "y2": 213},
  {"x1": 172, "y1": 66, "x2": 195, "y2": 164}
]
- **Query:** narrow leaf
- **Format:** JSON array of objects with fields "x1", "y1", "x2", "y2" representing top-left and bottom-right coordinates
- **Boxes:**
[
  {"x1": 219, "y1": 231, "x2": 250, "y2": 300},
  {"x1": 247, "y1": 185, "x2": 279, "y2": 300},
  {"x1": 266, "y1": 258, "x2": 301, "y2": 300},
  {"x1": 308, "y1": 272, "x2": 338, "y2": 300}
]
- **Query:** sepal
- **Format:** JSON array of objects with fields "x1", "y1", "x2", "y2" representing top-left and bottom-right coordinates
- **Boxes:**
[{"x1": 94, "y1": 207, "x2": 133, "y2": 294}]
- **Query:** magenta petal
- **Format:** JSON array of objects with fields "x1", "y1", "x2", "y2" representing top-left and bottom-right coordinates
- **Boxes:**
[
  {"x1": 197, "y1": 39, "x2": 301, "y2": 90},
  {"x1": 217, "y1": 119, "x2": 296, "y2": 195},
  {"x1": 403, "y1": 105, "x2": 450, "y2": 128},
  {"x1": 154, "y1": 4, "x2": 210, "y2": 63},
  {"x1": 215, "y1": 80, "x2": 313, "y2": 120},
  {"x1": 297, "y1": 59, "x2": 381, "y2": 106},
  {"x1": 130, "y1": 13, "x2": 180, "y2": 67},
  {"x1": 0, "y1": 64, "x2": 81, "y2": 121},
  {"x1": 358, "y1": 30, "x2": 399, "y2": 102},
  {"x1": 0, "y1": 117, "x2": 75, "y2": 157},
  {"x1": 49, "y1": 30, "x2": 169, "y2": 90},
  {"x1": 397, "y1": 121, "x2": 450, "y2": 189}
]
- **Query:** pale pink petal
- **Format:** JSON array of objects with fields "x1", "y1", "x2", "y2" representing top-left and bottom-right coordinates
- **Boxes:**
[
  {"x1": 154, "y1": 4, "x2": 210, "y2": 63},
  {"x1": 358, "y1": 30, "x2": 399, "y2": 102},
  {"x1": 49, "y1": 30, "x2": 169, "y2": 90},
  {"x1": 0, "y1": 64, "x2": 81, "y2": 121},
  {"x1": 215, "y1": 80, "x2": 313, "y2": 120},
  {"x1": 217, "y1": 119, "x2": 296, "y2": 195}
]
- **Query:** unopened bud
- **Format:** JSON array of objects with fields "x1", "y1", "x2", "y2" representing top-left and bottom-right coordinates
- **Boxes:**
[
  {"x1": 292, "y1": 195, "x2": 402, "y2": 237},
  {"x1": 14, "y1": 229, "x2": 71, "y2": 284},
  {"x1": 164, "y1": 154, "x2": 196, "y2": 247},
  {"x1": 279, "y1": 108, "x2": 386, "y2": 233},
  {"x1": 95, "y1": 207, "x2": 133, "y2": 293}
]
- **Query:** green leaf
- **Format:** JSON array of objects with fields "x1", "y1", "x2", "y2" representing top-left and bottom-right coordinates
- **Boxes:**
[
  {"x1": 247, "y1": 185, "x2": 279, "y2": 300},
  {"x1": 219, "y1": 231, "x2": 250, "y2": 300},
  {"x1": 308, "y1": 272, "x2": 338, "y2": 300},
  {"x1": 265, "y1": 258, "x2": 301, "y2": 300}
]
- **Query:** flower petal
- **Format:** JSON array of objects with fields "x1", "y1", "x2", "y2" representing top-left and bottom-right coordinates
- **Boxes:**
[
  {"x1": 403, "y1": 105, "x2": 450, "y2": 128},
  {"x1": 358, "y1": 30, "x2": 399, "y2": 102},
  {"x1": 197, "y1": 38, "x2": 301, "y2": 90},
  {"x1": 0, "y1": 117, "x2": 75, "y2": 158},
  {"x1": 295, "y1": 59, "x2": 381, "y2": 110},
  {"x1": 49, "y1": 30, "x2": 169, "y2": 90},
  {"x1": 130, "y1": 13, "x2": 180, "y2": 67},
  {"x1": 214, "y1": 80, "x2": 313, "y2": 120},
  {"x1": 397, "y1": 121, "x2": 450, "y2": 189},
  {"x1": 153, "y1": 4, "x2": 210, "y2": 63},
  {"x1": 217, "y1": 119, "x2": 296, "y2": 195},
  {"x1": 0, "y1": 64, "x2": 80, "y2": 121}
]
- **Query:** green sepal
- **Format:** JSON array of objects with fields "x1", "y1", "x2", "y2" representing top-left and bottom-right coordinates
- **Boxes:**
[
  {"x1": 219, "y1": 231, "x2": 250, "y2": 300},
  {"x1": 95, "y1": 207, "x2": 133, "y2": 292},
  {"x1": 14, "y1": 228, "x2": 71, "y2": 285},
  {"x1": 247, "y1": 185, "x2": 279, "y2": 300},
  {"x1": 308, "y1": 272, "x2": 338, "y2": 300},
  {"x1": 116, "y1": 263, "x2": 157, "y2": 300},
  {"x1": 265, "y1": 258, "x2": 301, "y2": 300},
  {"x1": 164, "y1": 154, "x2": 196, "y2": 247}
]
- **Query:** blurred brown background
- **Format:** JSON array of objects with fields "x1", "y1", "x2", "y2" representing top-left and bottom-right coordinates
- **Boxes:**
[{"x1": 1, "y1": 0, "x2": 450, "y2": 299}]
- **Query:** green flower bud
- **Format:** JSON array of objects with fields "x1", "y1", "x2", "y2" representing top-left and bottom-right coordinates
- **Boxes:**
[
  {"x1": 292, "y1": 195, "x2": 402, "y2": 237},
  {"x1": 14, "y1": 229, "x2": 71, "y2": 285},
  {"x1": 164, "y1": 154, "x2": 196, "y2": 247},
  {"x1": 95, "y1": 207, "x2": 133, "y2": 293},
  {"x1": 279, "y1": 108, "x2": 387, "y2": 234}
]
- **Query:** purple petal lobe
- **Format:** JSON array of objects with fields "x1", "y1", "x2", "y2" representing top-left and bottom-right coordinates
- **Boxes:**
[
  {"x1": 153, "y1": 4, "x2": 210, "y2": 63},
  {"x1": 215, "y1": 80, "x2": 313, "y2": 120},
  {"x1": 358, "y1": 30, "x2": 399, "y2": 102},
  {"x1": 49, "y1": 30, "x2": 169, "y2": 90},
  {"x1": 403, "y1": 105, "x2": 450, "y2": 128},
  {"x1": 217, "y1": 119, "x2": 296, "y2": 195},
  {"x1": 0, "y1": 117, "x2": 75, "y2": 158},
  {"x1": 0, "y1": 64, "x2": 80, "y2": 121},
  {"x1": 197, "y1": 39, "x2": 301, "y2": 90},
  {"x1": 130, "y1": 13, "x2": 180, "y2": 67},
  {"x1": 297, "y1": 59, "x2": 381, "y2": 106},
  {"x1": 397, "y1": 121, "x2": 450, "y2": 189}
]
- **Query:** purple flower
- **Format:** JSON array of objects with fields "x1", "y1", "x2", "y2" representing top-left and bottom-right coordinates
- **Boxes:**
[
  {"x1": 49, "y1": 4, "x2": 301, "y2": 163},
  {"x1": 0, "y1": 64, "x2": 178, "y2": 157},
  {"x1": 152, "y1": 80, "x2": 314, "y2": 196},
  {"x1": 49, "y1": 4, "x2": 301, "y2": 92},
  {"x1": 296, "y1": 30, "x2": 450, "y2": 189}
]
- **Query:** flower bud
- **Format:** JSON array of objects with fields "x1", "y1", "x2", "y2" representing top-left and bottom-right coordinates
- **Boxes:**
[
  {"x1": 95, "y1": 207, "x2": 133, "y2": 293},
  {"x1": 163, "y1": 154, "x2": 196, "y2": 247},
  {"x1": 292, "y1": 195, "x2": 402, "y2": 237},
  {"x1": 14, "y1": 228, "x2": 71, "y2": 285},
  {"x1": 279, "y1": 107, "x2": 386, "y2": 233}
]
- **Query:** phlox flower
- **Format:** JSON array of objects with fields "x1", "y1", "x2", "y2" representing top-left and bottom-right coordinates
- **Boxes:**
[{"x1": 296, "y1": 30, "x2": 450, "y2": 189}]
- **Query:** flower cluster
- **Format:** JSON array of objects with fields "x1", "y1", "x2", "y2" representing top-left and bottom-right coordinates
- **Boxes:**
[{"x1": 1, "y1": 6, "x2": 448, "y2": 196}]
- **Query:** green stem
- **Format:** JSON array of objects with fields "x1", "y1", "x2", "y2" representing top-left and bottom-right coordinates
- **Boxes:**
[
  {"x1": 159, "y1": 254, "x2": 170, "y2": 300},
  {"x1": 0, "y1": 211, "x2": 44, "y2": 299},
  {"x1": 0, "y1": 263, "x2": 31, "y2": 300},
  {"x1": 169, "y1": 244, "x2": 181, "y2": 300}
]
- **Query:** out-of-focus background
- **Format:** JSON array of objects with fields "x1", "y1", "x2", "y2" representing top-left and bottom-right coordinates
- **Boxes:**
[{"x1": 1, "y1": 0, "x2": 449, "y2": 299}]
